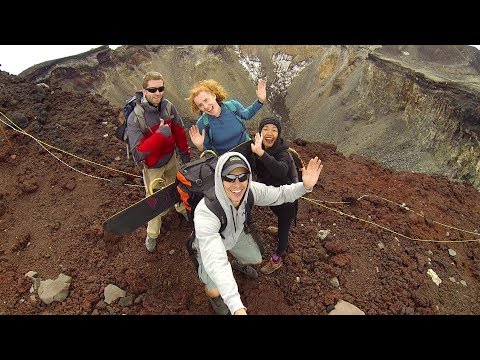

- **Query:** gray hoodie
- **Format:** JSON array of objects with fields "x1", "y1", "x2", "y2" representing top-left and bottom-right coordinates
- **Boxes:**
[{"x1": 192, "y1": 151, "x2": 312, "y2": 314}]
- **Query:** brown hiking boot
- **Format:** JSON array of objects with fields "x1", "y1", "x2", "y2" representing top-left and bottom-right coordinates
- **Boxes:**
[{"x1": 260, "y1": 257, "x2": 283, "y2": 275}]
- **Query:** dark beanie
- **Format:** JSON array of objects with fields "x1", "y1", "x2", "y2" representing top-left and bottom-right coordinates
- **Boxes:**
[{"x1": 258, "y1": 117, "x2": 282, "y2": 136}]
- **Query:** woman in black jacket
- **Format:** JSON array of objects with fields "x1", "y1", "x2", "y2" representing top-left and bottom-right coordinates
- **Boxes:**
[{"x1": 251, "y1": 117, "x2": 298, "y2": 274}]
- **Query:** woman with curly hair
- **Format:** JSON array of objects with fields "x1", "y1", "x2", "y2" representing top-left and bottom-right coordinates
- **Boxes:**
[{"x1": 187, "y1": 79, "x2": 266, "y2": 165}]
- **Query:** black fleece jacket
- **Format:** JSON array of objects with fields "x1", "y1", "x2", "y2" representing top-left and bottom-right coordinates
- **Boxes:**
[{"x1": 254, "y1": 138, "x2": 295, "y2": 187}]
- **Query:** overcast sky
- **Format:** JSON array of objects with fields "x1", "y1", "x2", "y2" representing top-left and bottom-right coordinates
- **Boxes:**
[
  {"x1": 0, "y1": 45, "x2": 120, "y2": 75},
  {"x1": 1, "y1": 45, "x2": 479, "y2": 76}
]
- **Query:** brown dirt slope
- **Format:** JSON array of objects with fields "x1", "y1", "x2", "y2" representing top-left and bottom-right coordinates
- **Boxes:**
[{"x1": 1, "y1": 71, "x2": 480, "y2": 315}]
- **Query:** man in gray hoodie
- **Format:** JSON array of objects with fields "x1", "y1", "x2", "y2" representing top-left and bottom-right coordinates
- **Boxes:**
[{"x1": 191, "y1": 151, "x2": 323, "y2": 315}]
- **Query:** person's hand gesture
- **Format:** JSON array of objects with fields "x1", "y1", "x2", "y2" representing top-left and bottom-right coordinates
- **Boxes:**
[
  {"x1": 155, "y1": 119, "x2": 166, "y2": 130},
  {"x1": 251, "y1": 132, "x2": 265, "y2": 157},
  {"x1": 189, "y1": 125, "x2": 205, "y2": 151},
  {"x1": 155, "y1": 119, "x2": 172, "y2": 136},
  {"x1": 256, "y1": 79, "x2": 267, "y2": 104},
  {"x1": 302, "y1": 157, "x2": 323, "y2": 190}
]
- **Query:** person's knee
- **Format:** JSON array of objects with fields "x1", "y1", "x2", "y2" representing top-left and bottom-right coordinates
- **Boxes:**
[
  {"x1": 249, "y1": 238, "x2": 263, "y2": 265},
  {"x1": 205, "y1": 286, "x2": 220, "y2": 298},
  {"x1": 241, "y1": 246, "x2": 262, "y2": 265},
  {"x1": 252, "y1": 251, "x2": 262, "y2": 265}
]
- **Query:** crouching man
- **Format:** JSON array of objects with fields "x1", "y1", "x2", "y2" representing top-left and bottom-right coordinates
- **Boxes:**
[{"x1": 191, "y1": 151, "x2": 323, "y2": 315}]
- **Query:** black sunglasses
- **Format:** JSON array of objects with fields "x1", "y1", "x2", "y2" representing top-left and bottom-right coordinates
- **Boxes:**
[
  {"x1": 146, "y1": 86, "x2": 165, "y2": 93},
  {"x1": 222, "y1": 173, "x2": 249, "y2": 183}
]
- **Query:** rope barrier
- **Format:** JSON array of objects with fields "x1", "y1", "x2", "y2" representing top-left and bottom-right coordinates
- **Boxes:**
[
  {"x1": 301, "y1": 195, "x2": 480, "y2": 244},
  {"x1": 0, "y1": 111, "x2": 143, "y2": 188},
  {"x1": 2, "y1": 111, "x2": 479, "y2": 243}
]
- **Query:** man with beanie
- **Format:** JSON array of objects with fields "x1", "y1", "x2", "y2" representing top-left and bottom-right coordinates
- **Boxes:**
[{"x1": 251, "y1": 117, "x2": 299, "y2": 274}]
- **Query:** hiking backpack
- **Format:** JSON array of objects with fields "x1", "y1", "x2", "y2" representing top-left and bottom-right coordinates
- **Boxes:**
[
  {"x1": 115, "y1": 95, "x2": 172, "y2": 160},
  {"x1": 176, "y1": 152, "x2": 254, "y2": 227},
  {"x1": 286, "y1": 147, "x2": 305, "y2": 226},
  {"x1": 175, "y1": 152, "x2": 263, "y2": 267},
  {"x1": 287, "y1": 147, "x2": 305, "y2": 183},
  {"x1": 200, "y1": 100, "x2": 251, "y2": 151}
]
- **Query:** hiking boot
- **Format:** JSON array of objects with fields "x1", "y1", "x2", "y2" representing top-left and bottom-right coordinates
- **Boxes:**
[
  {"x1": 231, "y1": 259, "x2": 258, "y2": 279},
  {"x1": 208, "y1": 296, "x2": 230, "y2": 315},
  {"x1": 145, "y1": 236, "x2": 157, "y2": 252},
  {"x1": 260, "y1": 257, "x2": 283, "y2": 275}
]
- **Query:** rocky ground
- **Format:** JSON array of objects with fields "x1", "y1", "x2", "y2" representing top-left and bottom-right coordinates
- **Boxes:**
[{"x1": 1, "y1": 70, "x2": 480, "y2": 315}]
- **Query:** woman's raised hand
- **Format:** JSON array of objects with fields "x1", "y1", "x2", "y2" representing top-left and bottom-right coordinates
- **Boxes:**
[
  {"x1": 251, "y1": 132, "x2": 264, "y2": 157},
  {"x1": 256, "y1": 79, "x2": 267, "y2": 104},
  {"x1": 189, "y1": 125, "x2": 205, "y2": 151},
  {"x1": 302, "y1": 157, "x2": 323, "y2": 190}
]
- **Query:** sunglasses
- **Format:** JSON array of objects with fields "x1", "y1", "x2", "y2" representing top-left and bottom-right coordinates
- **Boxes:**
[
  {"x1": 146, "y1": 86, "x2": 165, "y2": 93},
  {"x1": 222, "y1": 173, "x2": 249, "y2": 183}
]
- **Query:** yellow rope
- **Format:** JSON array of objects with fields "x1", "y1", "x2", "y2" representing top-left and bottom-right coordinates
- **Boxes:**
[
  {"x1": 357, "y1": 194, "x2": 479, "y2": 236},
  {"x1": 301, "y1": 196, "x2": 480, "y2": 244},
  {"x1": 0, "y1": 111, "x2": 143, "y2": 187}
]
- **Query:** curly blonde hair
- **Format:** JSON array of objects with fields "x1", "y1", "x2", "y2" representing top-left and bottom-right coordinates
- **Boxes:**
[{"x1": 187, "y1": 79, "x2": 227, "y2": 114}]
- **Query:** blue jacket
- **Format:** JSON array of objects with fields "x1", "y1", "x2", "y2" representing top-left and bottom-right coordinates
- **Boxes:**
[{"x1": 196, "y1": 99, "x2": 263, "y2": 155}]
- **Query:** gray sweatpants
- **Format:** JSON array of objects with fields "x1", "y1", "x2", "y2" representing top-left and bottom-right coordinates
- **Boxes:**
[{"x1": 196, "y1": 230, "x2": 262, "y2": 291}]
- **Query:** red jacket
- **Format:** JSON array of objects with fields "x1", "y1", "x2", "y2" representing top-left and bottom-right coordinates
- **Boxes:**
[{"x1": 137, "y1": 119, "x2": 187, "y2": 167}]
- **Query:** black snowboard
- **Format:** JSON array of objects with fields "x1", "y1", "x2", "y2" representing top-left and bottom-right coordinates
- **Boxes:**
[
  {"x1": 103, "y1": 181, "x2": 180, "y2": 236},
  {"x1": 103, "y1": 139, "x2": 253, "y2": 236}
]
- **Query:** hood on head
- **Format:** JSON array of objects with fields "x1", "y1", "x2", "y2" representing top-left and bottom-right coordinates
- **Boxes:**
[
  {"x1": 221, "y1": 155, "x2": 250, "y2": 177},
  {"x1": 215, "y1": 151, "x2": 252, "y2": 208}
]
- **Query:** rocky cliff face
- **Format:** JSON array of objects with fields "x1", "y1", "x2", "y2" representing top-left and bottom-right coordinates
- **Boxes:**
[
  {"x1": 360, "y1": 47, "x2": 480, "y2": 189},
  {"x1": 19, "y1": 45, "x2": 480, "y2": 189}
]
